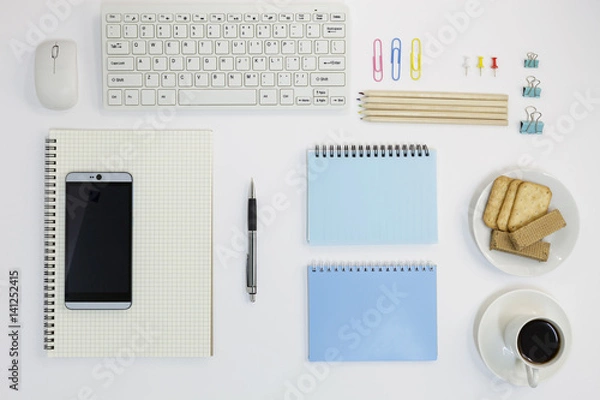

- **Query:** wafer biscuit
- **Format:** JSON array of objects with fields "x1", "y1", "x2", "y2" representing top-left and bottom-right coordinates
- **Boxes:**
[
  {"x1": 496, "y1": 179, "x2": 522, "y2": 232},
  {"x1": 509, "y1": 209, "x2": 566, "y2": 250},
  {"x1": 483, "y1": 176, "x2": 512, "y2": 229},
  {"x1": 490, "y1": 230, "x2": 550, "y2": 261},
  {"x1": 507, "y1": 181, "x2": 552, "y2": 232}
]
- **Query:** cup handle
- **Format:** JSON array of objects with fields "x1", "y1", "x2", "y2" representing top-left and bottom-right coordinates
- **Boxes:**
[{"x1": 525, "y1": 364, "x2": 539, "y2": 388}]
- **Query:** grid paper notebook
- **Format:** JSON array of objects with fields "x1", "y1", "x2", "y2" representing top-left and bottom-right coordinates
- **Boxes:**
[
  {"x1": 308, "y1": 263, "x2": 437, "y2": 362},
  {"x1": 307, "y1": 144, "x2": 437, "y2": 245},
  {"x1": 44, "y1": 130, "x2": 213, "y2": 357}
]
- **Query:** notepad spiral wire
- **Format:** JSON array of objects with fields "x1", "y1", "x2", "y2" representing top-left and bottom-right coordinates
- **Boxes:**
[
  {"x1": 44, "y1": 138, "x2": 57, "y2": 350},
  {"x1": 313, "y1": 143, "x2": 429, "y2": 158},
  {"x1": 309, "y1": 260, "x2": 436, "y2": 272}
]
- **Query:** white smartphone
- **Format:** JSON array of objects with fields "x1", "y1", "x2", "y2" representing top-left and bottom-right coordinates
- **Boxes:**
[{"x1": 65, "y1": 172, "x2": 133, "y2": 310}]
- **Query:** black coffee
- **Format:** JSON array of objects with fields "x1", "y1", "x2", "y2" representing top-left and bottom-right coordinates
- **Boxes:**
[{"x1": 517, "y1": 319, "x2": 561, "y2": 364}]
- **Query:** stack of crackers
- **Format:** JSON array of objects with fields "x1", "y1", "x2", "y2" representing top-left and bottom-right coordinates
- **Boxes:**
[{"x1": 483, "y1": 176, "x2": 567, "y2": 262}]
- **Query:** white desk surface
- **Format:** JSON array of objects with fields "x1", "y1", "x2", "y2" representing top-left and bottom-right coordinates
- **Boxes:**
[{"x1": 2, "y1": 0, "x2": 600, "y2": 399}]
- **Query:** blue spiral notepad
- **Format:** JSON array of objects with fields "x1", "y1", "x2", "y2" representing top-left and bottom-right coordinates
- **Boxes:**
[
  {"x1": 307, "y1": 144, "x2": 437, "y2": 245},
  {"x1": 308, "y1": 263, "x2": 437, "y2": 362}
]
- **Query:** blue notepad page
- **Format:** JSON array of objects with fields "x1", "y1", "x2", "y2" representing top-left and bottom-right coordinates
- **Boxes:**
[
  {"x1": 308, "y1": 264, "x2": 437, "y2": 362},
  {"x1": 307, "y1": 146, "x2": 437, "y2": 245}
]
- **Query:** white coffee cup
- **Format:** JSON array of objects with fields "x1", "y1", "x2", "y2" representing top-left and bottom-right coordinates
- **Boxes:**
[{"x1": 503, "y1": 316, "x2": 565, "y2": 388}]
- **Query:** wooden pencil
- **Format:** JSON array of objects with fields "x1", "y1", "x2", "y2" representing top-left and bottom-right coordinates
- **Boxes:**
[
  {"x1": 359, "y1": 109, "x2": 507, "y2": 120},
  {"x1": 359, "y1": 97, "x2": 508, "y2": 108},
  {"x1": 361, "y1": 116, "x2": 509, "y2": 126},
  {"x1": 358, "y1": 90, "x2": 508, "y2": 101},
  {"x1": 359, "y1": 103, "x2": 508, "y2": 114}
]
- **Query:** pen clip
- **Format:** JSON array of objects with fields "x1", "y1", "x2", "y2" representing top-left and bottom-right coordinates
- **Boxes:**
[
  {"x1": 410, "y1": 38, "x2": 422, "y2": 81},
  {"x1": 372, "y1": 38, "x2": 383, "y2": 82},
  {"x1": 391, "y1": 38, "x2": 401, "y2": 81}
]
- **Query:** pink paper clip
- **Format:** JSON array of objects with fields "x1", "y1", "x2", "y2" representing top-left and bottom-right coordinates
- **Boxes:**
[{"x1": 372, "y1": 38, "x2": 383, "y2": 82}]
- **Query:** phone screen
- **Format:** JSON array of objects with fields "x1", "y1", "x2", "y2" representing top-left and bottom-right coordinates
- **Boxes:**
[{"x1": 65, "y1": 173, "x2": 132, "y2": 309}]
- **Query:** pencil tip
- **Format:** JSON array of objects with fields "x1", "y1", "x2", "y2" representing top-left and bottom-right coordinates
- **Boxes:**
[{"x1": 358, "y1": 92, "x2": 364, "y2": 95}]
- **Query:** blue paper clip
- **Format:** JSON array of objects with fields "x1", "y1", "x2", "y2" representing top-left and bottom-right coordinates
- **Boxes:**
[
  {"x1": 524, "y1": 52, "x2": 539, "y2": 68},
  {"x1": 520, "y1": 106, "x2": 544, "y2": 134},
  {"x1": 372, "y1": 38, "x2": 383, "y2": 82},
  {"x1": 523, "y1": 76, "x2": 541, "y2": 98},
  {"x1": 391, "y1": 38, "x2": 401, "y2": 81}
]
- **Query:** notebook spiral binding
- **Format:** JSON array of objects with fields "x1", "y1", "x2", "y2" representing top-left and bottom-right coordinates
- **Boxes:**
[
  {"x1": 44, "y1": 138, "x2": 57, "y2": 350},
  {"x1": 310, "y1": 261, "x2": 436, "y2": 273},
  {"x1": 314, "y1": 144, "x2": 429, "y2": 158}
]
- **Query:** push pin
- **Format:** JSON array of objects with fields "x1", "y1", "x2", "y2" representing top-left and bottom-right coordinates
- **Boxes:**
[
  {"x1": 462, "y1": 56, "x2": 470, "y2": 76},
  {"x1": 491, "y1": 57, "x2": 498, "y2": 77},
  {"x1": 477, "y1": 56, "x2": 484, "y2": 76}
]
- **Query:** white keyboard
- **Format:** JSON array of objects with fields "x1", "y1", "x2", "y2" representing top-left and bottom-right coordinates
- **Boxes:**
[{"x1": 101, "y1": 4, "x2": 348, "y2": 109}]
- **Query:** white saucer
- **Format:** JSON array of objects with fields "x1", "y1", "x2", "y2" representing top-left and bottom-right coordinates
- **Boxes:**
[
  {"x1": 471, "y1": 169, "x2": 580, "y2": 276},
  {"x1": 475, "y1": 289, "x2": 572, "y2": 387}
]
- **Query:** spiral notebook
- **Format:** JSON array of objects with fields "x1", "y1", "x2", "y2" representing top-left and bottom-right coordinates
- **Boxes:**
[
  {"x1": 308, "y1": 262, "x2": 437, "y2": 362},
  {"x1": 307, "y1": 144, "x2": 437, "y2": 245},
  {"x1": 44, "y1": 129, "x2": 213, "y2": 357}
]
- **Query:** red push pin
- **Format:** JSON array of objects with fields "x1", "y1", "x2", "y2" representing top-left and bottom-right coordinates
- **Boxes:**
[{"x1": 491, "y1": 57, "x2": 498, "y2": 77}]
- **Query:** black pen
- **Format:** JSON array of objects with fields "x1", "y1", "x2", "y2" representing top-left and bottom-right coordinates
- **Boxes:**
[{"x1": 246, "y1": 178, "x2": 257, "y2": 302}]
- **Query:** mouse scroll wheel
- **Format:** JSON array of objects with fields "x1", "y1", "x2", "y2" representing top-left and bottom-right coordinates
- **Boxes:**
[{"x1": 51, "y1": 44, "x2": 59, "y2": 59}]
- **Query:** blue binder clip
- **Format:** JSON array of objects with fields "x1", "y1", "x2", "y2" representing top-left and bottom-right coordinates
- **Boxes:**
[
  {"x1": 524, "y1": 52, "x2": 539, "y2": 68},
  {"x1": 520, "y1": 106, "x2": 544, "y2": 134},
  {"x1": 391, "y1": 38, "x2": 401, "y2": 81},
  {"x1": 523, "y1": 76, "x2": 541, "y2": 98}
]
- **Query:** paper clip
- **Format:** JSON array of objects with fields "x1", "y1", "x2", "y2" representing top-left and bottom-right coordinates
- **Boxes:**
[
  {"x1": 523, "y1": 76, "x2": 541, "y2": 98},
  {"x1": 391, "y1": 38, "x2": 401, "y2": 81},
  {"x1": 520, "y1": 106, "x2": 544, "y2": 134},
  {"x1": 410, "y1": 38, "x2": 422, "y2": 80},
  {"x1": 524, "y1": 52, "x2": 539, "y2": 68},
  {"x1": 372, "y1": 38, "x2": 383, "y2": 82}
]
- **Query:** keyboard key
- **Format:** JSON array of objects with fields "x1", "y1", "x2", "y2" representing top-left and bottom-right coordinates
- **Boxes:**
[
  {"x1": 179, "y1": 90, "x2": 257, "y2": 105},
  {"x1": 314, "y1": 97, "x2": 328, "y2": 105},
  {"x1": 244, "y1": 13, "x2": 259, "y2": 22},
  {"x1": 278, "y1": 72, "x2": 291, "y2": 86},
  {"x1": 295, "y1": 13, "x2": 310, "y2": 22},
  {"x1": 289, "y1": 24, "x2": 303, "y2": 38},
  {"x1": 302, "y1": 56, "x2": 317, "y2": 71},
  {"x1": 108, "y1": 89, "x2": 122, "y2": 105},
  {"x1": 175, "y1": 13, "x2": 190, "y2": 22},
  {"x1": 157, "y1": 24, "x2": 171, "y2": 38},
  {"x1": 314, "y1": 89, "x2": 328, "y2": 96},
  {"x1": 313, "y1": 13, "x2": 327, "y2": 22},
  {"x1": 203, "y1": 57, "x2": 217, "y2": 71},
  {"x1": 244, "y1": 72, "x2": 259, "y2": 86},
  {"x1": 331, "y1": 96, "x2": 346, "y2": 105},
  {"x1": 198, "y1": 41, "x2": 213, "y2": 55},
  {"x1": 153, "y1": 57, "x2": 167, "y2": 71},
  {"x1": 215, "y1": 40, "x2": 229, "y2": 55},
  {"x1": 179, "y1": 72, "x2": 193, "y2": 87},
  {"x1": 106, "y1": 13, "x2": 121, "y2": 23},
  {"x1": 158, "y1": 13, "x2": 173, "y2": 22},
  {"x1": 211, "y1": 72, "x2": 226, "y2": 87},
  {"x1": 252, "y1": 57, "x2": 266, "y2": 71},
  {"x1": 261, "y1": 13, "x2": 276, "y2": 22},
  {"x1": 107, "y1": 73, "x2": 143, "y2": 87},
  {"x1": 228, "y1": 13, "x2": 242, "y2": 22},
  {"x1": 248, "y1": 40, "x2": 262, "y2": 54},
  {"x1": 148, "y1": 40, "x2": 162, "y2": 55},
  {"x1": 269, "y1": 56, "x2": 283, "y2": 71},
  {"x1": 190, "y1": 25, "x2": 204, "y2": 38},
  {"x1": 192, "y1": 13, "x2": 207, "y2": 22},
  {"x1": 231, "y1": 40, "x2": 246, "y2": 54},
  {"x1": 194, "y1": 73, "x2": 209, "y2": 87},
  {"x1": 279, "y1": 13, "x2": 293, "y2": 22},
  {"x1": 228, "y1": 72, "x2": 242, "y2": 87},
  {"x1": 259, "y1": 89, "x2": 277, "y2": 105},
  {"x1": 261, "y1": 72, "x2": 275, "y2": 86},
  {"x1": 124, "y1": 14, "x2": 138, "y2": 22},
  {"x1": 173, "y1": 25, "x2": 188, "y2": 38},
  {"x1": 161, "y1": 73, "x2": 176, "y2": 87},
  {"x1": 108, "y1": 57, "x2": 134, "y2": 71},
  {"x1": 132, "y1": 40, "x2": 146, "y2": 55},
  {"x1": 281, "y1": 40, "x2": 296, "y2": 54},
  {"x1": 137, "y1": 57, "x2": 151, "y2": 71},
  {"x1": 182, "y1": 40, "x2": 196, "y2": 55},
  {"x1": 141, "y1": 89, "x2": 156, "y2": 105},
  {"x1": 125, "y1": 89, "x2": 139, "y2": 105},
  {"x1": 165, "y1": 41, "x2": 180, "y2": 55},
  {"x1": 169, "y1": 56, "x2": 184, "y2": 71},
  {"x1": 296, "y1": 96, "x2": 311, "y2": 105},
  {"x1": 306, "y1": 24, "x2": 320, "y2": 37},
  {"x1": 223, "y1": 24, "x2": 238, "y2": 38},
  {"x1": 123, "y1": 24, "x2": 138, "y2": 38},
  {"x1": 158, "y1": 89, "x2": 176, "y2": 105},
  {"x1": 331, "y1": 40, "x2": 345, "y2": 54},
  {"x1": 240, "y1": 25, "x2": 254, "y2": 38},
  {"x1": 294, "y1": 72, "x2": 308, "y2": 86},
  {"x1": 280, "y1": 89, "x2": 294, "y2": 105},
  {"x1": 207, "y1": 24, "x2": 221, "y2": 38},
  {"x1": 145, "y1": 73, "x2": 159, "y2": 87},
  {"x1": 257, "y1": 25, "x2": 270, "y2": 38},
  {"x1": 273, "y1": 24, "x2": 287, "y2": 38},
  {"x1": 210, "y1": 13, "x2": 225, "y2": 22},
  {"x1": 106, "y1": 24, "x2": 121, "y2": 38},
  {"x1": 286, "y1": 57, "x2": 300, "y2": 71},
  {"x1": 219, "y1": 57, "x2": 234, "y2": 71},
  {"x1": 319, "y1": 57, "x2": 345, "y2": 71},
  {"x1": 330, "y1": 13, "x2": 345, "y2": 21},
  {"x1": 311, "y1": 72, "x2": 345, "y2": 86},
  {"x1": 186, "y1": 57, "x2": 201, "y2": 71},
  {"x1": 141, "y1": 14, "x2": 156, "y2": 22},
  {"x1": 315, "y1": 40, "x2": 328, "y2": 54},
  {"x1": 298, "y1": 41, "x2": 312, "y2": 54},
  {"x1": 264, "y1": 40, "x2": 279, "y2": 55},
  {"x1": 236, "y1": 57, "x2": 250, "y2": 71},
  {"x1": 323, "y1": 24, "x2": 345, "y2": 38}
]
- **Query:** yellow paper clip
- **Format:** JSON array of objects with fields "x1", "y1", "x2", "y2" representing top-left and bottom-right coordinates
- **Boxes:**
[{"x1": 410, "y1": 38, "x2": 422, "y2": 81}]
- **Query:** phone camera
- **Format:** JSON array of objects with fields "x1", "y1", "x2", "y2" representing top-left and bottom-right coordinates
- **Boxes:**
[{"x1": 96, "y1": 174, "x2": 102, "y2": 181}]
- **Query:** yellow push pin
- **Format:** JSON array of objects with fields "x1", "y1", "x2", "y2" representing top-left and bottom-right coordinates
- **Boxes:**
[{"x1": 477, "y1": 56, "x2": 484, "y2": 76}]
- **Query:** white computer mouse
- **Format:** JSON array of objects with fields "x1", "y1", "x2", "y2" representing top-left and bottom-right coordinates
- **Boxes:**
[{"x1": 35, "y1": 40, "x2": 78, "y2": 110}]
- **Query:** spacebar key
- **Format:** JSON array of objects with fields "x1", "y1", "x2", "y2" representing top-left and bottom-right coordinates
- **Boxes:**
[{"x1": 179, "y1": 90, "x2": 257, "y2": 106}]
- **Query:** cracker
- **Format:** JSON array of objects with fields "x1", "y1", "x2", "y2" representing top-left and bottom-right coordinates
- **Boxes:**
[
  {"x1": 507, "y1": 181, "x2": 552, "y2": 232},
  {"x1": 483, "y1": 176, "x2": 513, "y2": 229},
  {"x1": 490, "y1": 230, "x2": 550, "y2": 262},
  {"x1": 509, "y1": 209, "x2": 566, "y2": 250},
  {"x1": 496, "y1": 179, "x2": 522, "y2": 232}
]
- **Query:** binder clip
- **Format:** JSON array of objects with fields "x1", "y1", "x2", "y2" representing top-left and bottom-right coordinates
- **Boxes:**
[
  {"x1": 372, "y1": 38, "x2": 383, "y2": 82},
  {"x1": 520, "y1": 106, "x2": 544, "y2": 134},
  {"x1": 523, "y1": 76, "x2": 541, "y2": 98},
  {"x1": 391, "y1": 38, "x2": 401, "y2": 81},
  {"x1": 410, "y1": 38, "x2": 422, "y2": 80},
  {"x1": 524, "y1": 52, "x2": 539, "y2": 68}
]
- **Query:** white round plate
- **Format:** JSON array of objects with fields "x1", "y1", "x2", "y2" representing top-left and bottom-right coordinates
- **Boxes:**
[
  {"x1": 471, "y1": 169, "x2": 579, "y2": 276},
  {"x1": 475, "y1": 289, "x2": 572, "y2": 387}
]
